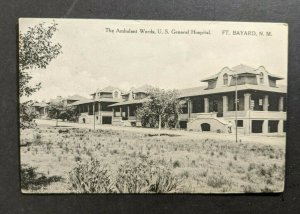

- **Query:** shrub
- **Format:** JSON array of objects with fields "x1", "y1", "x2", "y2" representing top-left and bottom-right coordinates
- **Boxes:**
[
  {"x1": 248, "y1": 163, "x2": 256, "y2": 171},
  {"x1": 69, "y1": 160, "x2": 114, "y2": 193},
  {"x1": 21, "y1": 164, "x2": 62, "y2": 191},
  {"x1": 242, "y1": 185, "x2": 256, "y2": 193},
  {"x1": 19, "y1": 101, "x2": 38, "y2": 129},
  {"x1": 207, "y1": 175, "x2": 231, "y2": 188},
  {"x1": 33, "y1": 133, "x2": 42, "y2": 144},
  {"x1": 115, "y1": 158, "x2": 181, "y2": 193},
  {"x1": 173, "y1": 160, "x2": 181, "y2": 168}
]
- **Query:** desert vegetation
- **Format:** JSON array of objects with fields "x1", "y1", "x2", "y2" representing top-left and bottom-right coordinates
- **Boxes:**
[{"x1": 20, "y1": 125, "x2": 285, "y2": 193}]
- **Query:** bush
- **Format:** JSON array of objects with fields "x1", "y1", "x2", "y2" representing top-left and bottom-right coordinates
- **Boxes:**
[
  {"x1": 115, "y1": 158, "x2": 181, "y2": 193},
  {"x1": 69, "y1": 160, "x2": 114, "y2": 193},
  {"x1": 19, "y1": 101, "x2": 38, "y2": 129},
  {"x1": 21, "y1": 164, "x2": 62, "y2": 191},
  {"x1": 173, "y1": 160, "x2": 181, "y2": 168},
  {"x1": 33, "y1": 133, "x2": 42, "y2": 144},
  {"x1": 207, "y1": 175, "x2": 231, "y2": 189}
]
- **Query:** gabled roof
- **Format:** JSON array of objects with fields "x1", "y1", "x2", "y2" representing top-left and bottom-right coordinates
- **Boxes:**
[
  {"x1": 121, "y1": 85, "x2": 153, "y2": 96},
  {"x1": 135, "y1": 84, "x2": 153, "y2": 93},
  {"x1": 201, "y1": 64, "x2": 284, "y2": 82},
  {"x1": 91, "y1": 86, "x2": 125, "y2": 95},
  {"x1": 230, "y1": 64, "x2": 258, "y2": 75},
  {"x1": 66, "y1": 94, "x2": 89, "y2": 101}
]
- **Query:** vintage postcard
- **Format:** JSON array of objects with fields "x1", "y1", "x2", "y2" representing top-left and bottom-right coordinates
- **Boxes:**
[{"x1": 19, "y1": 19, "x2": 288, "y2": 193}]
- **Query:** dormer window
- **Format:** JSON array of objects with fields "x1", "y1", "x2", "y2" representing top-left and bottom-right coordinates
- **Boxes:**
[
  {"x1": 132, "y1": 93, "x2": 135, "y2": 99},
  {"x1": 259, "y1": 72, "x2": 264, "y2": 84},
  {"x1": 223, "y1": 73, "x2": 228, "y2": 85},
  {"x1": 114, "y1": 91, "x2": 118, "y2": 98}
]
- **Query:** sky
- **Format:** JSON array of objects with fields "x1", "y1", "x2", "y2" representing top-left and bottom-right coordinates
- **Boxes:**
[{"x1": 19, "y1": 19, "x2": 288, "y2": 102}]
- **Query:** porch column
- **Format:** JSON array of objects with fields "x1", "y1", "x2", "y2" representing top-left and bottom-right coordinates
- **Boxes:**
[
  {"x1": 187, "y1": 100, "x2": 191, "y2": 118},
  {"x1": 98, "y1": 102, "x2": 101, "y2": 124},
  {"x1": 278, "y1": 120, "x2": 284, "y2": 134},
  {"x1": 222, "y1": 95, "x2": 228, "y2": 113},
  {"x1": 244, "y1": 93, "x2": 251, "y2": 111},
  {"x1": 204, "y1": 98, "x2": 209, "y2": 113},
  {"x1": 112, "y1": 108, "x2": 115, "y2": 117},
  {"x1": 279, "y1": 96, "x2": 284, "y2": 111},
  {"x1": 263, "y1": 95, "x2": 269, "y2": 111},
  {"x1": 127, "y1": 105, "x2": 130, "y2": 118},
  {"x1": 87, "y1": 104, "x2": 90, "y2": 114},
  {"x1": 92, "y1": 102, "x2": 95, "y2": 115},
  {"x1": 263, "y1": 119, "x2": 268, "y2": 134},
  {"x1": 120, "y1": 106, "x2": 122, "y2": 117}
]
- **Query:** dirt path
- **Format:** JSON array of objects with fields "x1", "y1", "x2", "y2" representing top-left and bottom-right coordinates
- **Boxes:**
[{"x1": 35, "y1": 119, "x2": 286, "y2": 148}]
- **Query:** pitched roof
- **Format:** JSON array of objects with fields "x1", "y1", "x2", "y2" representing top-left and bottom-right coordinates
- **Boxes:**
[
  {"x1": 179, "y1": 84, "x2": 286, "y2": 98},
  {"x1": 178, "y1": 86, "x2": 206, "y2": 98},
  {"x1": 134, "y1": 84, "x2": 153, "y2": 93},
  {"x1": 231, "y1": 64, "x2": 258, "y2": 75},
  {"x1": 109, "y1": 98, "x2": 150, "y2": 107},
  {"x1": 201, "y1": 64, "x2": 284, "y2": 81},
  {"x1": 95, "y1": 98, "x2": 123, "y2": 103},
  {"x1": 69, "y1": 98, "x2": 94, "y2": 106},
  {"x1": 66, "y1": 94, "x2": 89, "y2": 101},
  {"x1": 91, "y1": 86, "x2": 125, "y2": 95},
  {"x1": 201, "y1": 73, "x2": 220, "y2": 82}
]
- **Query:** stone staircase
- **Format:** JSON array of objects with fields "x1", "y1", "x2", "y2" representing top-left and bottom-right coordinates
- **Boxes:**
[{"x1": 187, "y1": 113, "x2": 229, "y2": 132}]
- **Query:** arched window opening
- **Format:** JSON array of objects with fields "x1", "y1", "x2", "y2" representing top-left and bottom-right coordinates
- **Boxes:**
[
  {"x1": 259, "y1": 72, "x2": 264, "y2": 84},
  {"x1": 223, "y1": 73, "x2": 228, "y2": 85},
  {"x1": 201, "y1": 123, "x2": 211, "y2": 131}
]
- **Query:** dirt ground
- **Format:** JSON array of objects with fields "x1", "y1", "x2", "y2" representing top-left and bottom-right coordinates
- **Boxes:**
[
  {"x1": 20, "y1": 119, "x2": 286, "y2": 193},
  {"x1": 35, "y1": 119, "x2": 286, "y2": 146}
]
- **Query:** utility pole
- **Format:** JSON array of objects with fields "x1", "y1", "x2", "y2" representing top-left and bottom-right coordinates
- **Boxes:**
[{"x1": 93, "y1": 102, "x2": 95, "y2": 130}]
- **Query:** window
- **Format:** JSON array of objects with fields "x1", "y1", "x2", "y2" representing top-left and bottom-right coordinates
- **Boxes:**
[
  {"x1": 132, "y1": 93, "x2": 135, "y2": 99},
  {"x1": 259, "y1": 72, "x2": 264, "y2": 84},
  {"x1": 223, "y1": 73, "x2": 228, "y2": 85},
  {"x1": 236, "y1": 120, "x2": 243, "y2": 127},
  {"x1": 114, "y1": 91, "x2": 118, "y2": 98}
]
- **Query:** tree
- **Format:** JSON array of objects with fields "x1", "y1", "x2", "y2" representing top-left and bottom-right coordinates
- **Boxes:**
[
  {"x1": 19, "y1": 21, "x2": 62, "y2": 128},
  {"x1": 48, "y1": 99, "x2": 79, "y2": 126},
  {"x1": 19, "y1": 101, "x2": 39, "y2": 129},
  {"x1": 19, "y1": 21, "x2": 62, "y2": 97},
  {"x1": 136, "y1": 88, "x2": 183, "y2": 130}
]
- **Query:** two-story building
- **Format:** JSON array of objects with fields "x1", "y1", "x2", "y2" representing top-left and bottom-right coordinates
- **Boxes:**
[
  {"x1": 69, "y1": 65, "x2": 287, "y2": 135},
  {"x1": 178, "y1": 64, "x2": 287, "y2": 134},
  {"x1": 71, "y1": 86, "x2": 123, "y2": 124},
  {"x1": 109, "y1": 85, "x2": 152, "y2": 126}
]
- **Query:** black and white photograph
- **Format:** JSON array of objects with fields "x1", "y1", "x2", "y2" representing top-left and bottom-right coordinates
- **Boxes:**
[{"x1": 19, "y1": 18, "x2": 288, "y2": 193}]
